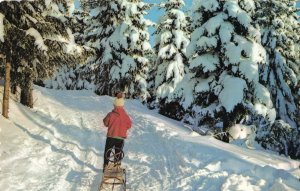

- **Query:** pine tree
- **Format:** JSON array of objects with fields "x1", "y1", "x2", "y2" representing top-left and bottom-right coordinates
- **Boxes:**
[
  {"x1": 78, "y1": 0, "x2": 125, "y2": 96},
  {"x1": 44, "y1": 65, "x2": 94, "y2": 90},
  {"x1": 150, "y1": 0, "x2": 190, "y2": 119},
  {"x1": 182, "y1": 0, "x2": 275, "y2": 133},
  {"x1": 256, "y1": 0, "x2": 300, "y2": 128},
  {"x1": 44, "y1": 0, "x2": 94, "y2": 91},
  {"x1": 255, "y1": 0, "x2": 300, "y2": 159},
  {"x1": 0, "y1": 0, "x2": 84, "y2": 107},
  {"x1": 82, "y1": 0, "x2": 153, "y2": 100},
  {"x1": 119, "y1": 0, "x2": 153, "y2": 100}
]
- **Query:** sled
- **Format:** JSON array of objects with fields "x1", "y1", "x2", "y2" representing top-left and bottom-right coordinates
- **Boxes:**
[{"x1": 99, "y1": 147, "x2": 127, "y2": 191}]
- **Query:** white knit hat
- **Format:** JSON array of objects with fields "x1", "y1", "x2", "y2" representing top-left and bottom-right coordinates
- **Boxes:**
[{"x1": 114, "y1": 98, "x2": 124, "y2": 107}]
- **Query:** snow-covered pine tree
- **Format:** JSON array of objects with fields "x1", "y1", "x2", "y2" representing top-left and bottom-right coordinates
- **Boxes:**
[
  {"x1": 146, "y1": 50, "x2": 158, "y2": 108},
  {"x1": 82, "y1": 0, "x2": 153, "y2": 100},
  {"x1": 119, "y1": 0, "x2": 153, "y2": 100},
  {"x1": 78, "y1": 0, "x2": 125, "y2": 96},
  {"x1": 256, "y1": 0, "x2": 300, "y2": 128},
  {"x1": 44, "y1": 0, "x2": 94, "y2": 91},
  {"x1": 255, "y1": 0, "x2": 300, "y2": 159},
  {"x1": 182, "y1": 0, "x2": 275, "y2": 135},
  {"x1": 150, "y1": 0, "x2": 190, "y2": 119},
  {"x1": 45, "y1": 65, "x2": 95, "y2": 90},
  {"x1": 0, "y1": 0, "x2": 84, "y2": 107},
  {"x1": 75, "y1": 0, "x2": 105, "y2": 88},
  {"x1": 70, "y1": 2, "x2": 89, "y2": 46}
]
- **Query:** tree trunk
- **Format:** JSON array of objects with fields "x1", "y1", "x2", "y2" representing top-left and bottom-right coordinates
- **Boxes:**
[
  {"x1": 2, "y1": 58, "x2": 10, "y2": 118},
  {"x1": 21, "y1": 87, "x2": 33, "y2": 108},
  {"x1": 20, "y1": 88, "x2": 28, "y2": 107},
  {"x1": 28, "y1": 87, "x2": 33, "y2": 108},
  {"x1": 11, "y1": 83, "x2": 17, "y2": 94},
  {"x1": 20, "y1": 77, "x2": 33, "y2": 108}
]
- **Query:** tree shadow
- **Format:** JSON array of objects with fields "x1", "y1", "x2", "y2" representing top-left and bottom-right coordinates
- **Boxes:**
[{"x1": 14, "y1": 122, "x2": 101, "y2": 173}]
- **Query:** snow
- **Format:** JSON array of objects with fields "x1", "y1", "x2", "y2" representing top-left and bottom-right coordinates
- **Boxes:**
[
  {"x1": 194, "y1": 76, "x2": 214, "y2": 94},
  {"x1": 239, "y1": 60, "x2": 259, "y2": 82},
  {"x1": 204, "y1": 13, "x2": 227, "y2": 36},
  {"x1": 219, "y1": 22, "x2": 234, "y2": 43},
  {"x1": 65, "y1": 28, "x2": 82, "y2": 54},
  {"x1": 67, "y1": 0, "x2": 75, "y2": 15},
  {"x1": 0, "y1": 13, "x2": 4, "y2": 42},
  {"x1": 26, "y1": 28, "x2": 48, "y2": 51},
  {"x1": 254, "y1": 83, "x2": 273, "y2": 108},
  {"x1": 1, "y1": 87, "x2": 300, "y2": 190},
  {"x1": 25, "y1": 14, "x2": 38, "y2": 24},
  {"x1": 228, "y1": 124, "x2": 254, "y2": 140},
  {"x1": 189, "y1": 54, "x2": 219, "y2": 73},
  {"x1": 196, "y1": 36, "x2": 218, "y2": 50},
  {"x1": 171, "y1": 74, "x2": 195, "y2": 109},
  {"x1": 219, "y1": 75, "x2": 247, "y2": 112},
  {"x1": 45, "y1": 0, "x2": 51, "y2": 7},
  {"x1": 254, "y1": 102, "x2": 269, "y2": 119},
  {"x1": 224, "y1": 1, "x2": 252, "y2": 28},
  {"x1": 158, "y1": 44, "x2": 177, "y2": 59},
  {"x1": 174, "y1": 30, "x2": 189, "y2": 51}
]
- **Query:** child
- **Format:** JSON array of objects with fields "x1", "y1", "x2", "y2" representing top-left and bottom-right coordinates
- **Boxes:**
[{"x1": 102, "y1": 92, "x2": 132, "y2": 170}]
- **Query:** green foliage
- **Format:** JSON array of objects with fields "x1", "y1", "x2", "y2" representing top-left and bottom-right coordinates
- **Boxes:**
[
  {"x1": 256, "y1": 0, "x2": 300, "y2": 128},
  {"x1": 256, "y1": 120, "x2": 300, "y2": 159},
  {"x1": 0, "y1": 0, "x2": 87, "y2": 89},
  {"x1": 159, "y1": 100, "x2": 185, "y2": 121}
]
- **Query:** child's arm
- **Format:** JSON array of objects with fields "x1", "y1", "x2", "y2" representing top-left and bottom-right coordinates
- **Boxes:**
[{"x1": 103, "y1": 113, "x2": 111, "y2": 127}]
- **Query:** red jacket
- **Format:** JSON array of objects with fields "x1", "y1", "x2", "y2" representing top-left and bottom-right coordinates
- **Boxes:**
[{"x1": 103, "y1": 107, "x2": 132, "y2": 138}]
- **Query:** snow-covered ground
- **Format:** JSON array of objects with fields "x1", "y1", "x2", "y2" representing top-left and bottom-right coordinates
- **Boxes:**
[{"x1": 0, "y1": 86, "x2": 299, "y2": 191}]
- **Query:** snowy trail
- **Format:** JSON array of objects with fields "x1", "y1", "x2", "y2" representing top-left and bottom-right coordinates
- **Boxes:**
[{"x1": 0, "y1": 86, "x2": 300, "y2": 191}]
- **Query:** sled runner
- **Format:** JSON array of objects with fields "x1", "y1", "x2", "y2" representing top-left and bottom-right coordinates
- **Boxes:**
[{"x1": 99, "y1": 147, "x2": 127, "y2": 191}]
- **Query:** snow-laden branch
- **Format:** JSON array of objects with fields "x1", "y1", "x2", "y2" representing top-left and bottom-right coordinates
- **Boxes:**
[{"x1": 26, "y1": 28, "x2": 48, "y2": 51}]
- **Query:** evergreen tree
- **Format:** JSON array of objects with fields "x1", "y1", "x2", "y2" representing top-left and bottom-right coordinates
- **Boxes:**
[
  {"x1": 256, "y1": 0, "x2": 300, "y2": 128},
  {"x1": 44, "y1": 65, "x2": 94, "y2": 90},
  {"x1": 0, "y1": 0, "x2": 84, "y2": 107},
  {"x1": 70, "y1": 1, "x2": 89, "y2": 46},
  {"x1": 120, "y1": 0, "x2": 153, "y2": 100},
  {"x1": 44, "y1": 0, "x2": 94, "y2": 90},
  {"x1": 81, "y1": 0, "x2": 153, "y2": 100},
  {"x1": 255, "y1": 0, "x2": 300, "y2": 159},
  {"x1": 150, "y1": 0, "x2": 190, "y2": 118},
  {"x1": 80, "y1": 0, "x2": 125, "y2": 96},
  {"x1": 181, "y1": 0, "x2": 275, "y2": 133}
]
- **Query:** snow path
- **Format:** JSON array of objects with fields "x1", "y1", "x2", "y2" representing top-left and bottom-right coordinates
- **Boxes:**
[{"x1": 0, "y1": 86, "x2": 299, "y2": 191}]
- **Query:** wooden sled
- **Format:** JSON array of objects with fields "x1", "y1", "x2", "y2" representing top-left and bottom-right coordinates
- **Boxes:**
[
  {"x1": 99, "y1": 163, "x2": 126, "y2": 191},
  {"x1": 99, "y1": 148, "x2": 127, "y2": 191}
]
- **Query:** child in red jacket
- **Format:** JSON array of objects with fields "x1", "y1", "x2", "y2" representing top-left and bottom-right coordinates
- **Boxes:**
[{"x1": 102, "y1": 92, "x2": 132, "y2": 170}]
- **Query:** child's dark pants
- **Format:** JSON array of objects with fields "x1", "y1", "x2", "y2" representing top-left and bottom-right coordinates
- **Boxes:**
[{"x1": 103, "y1": 137, "x2": 124, "y2": 167}]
